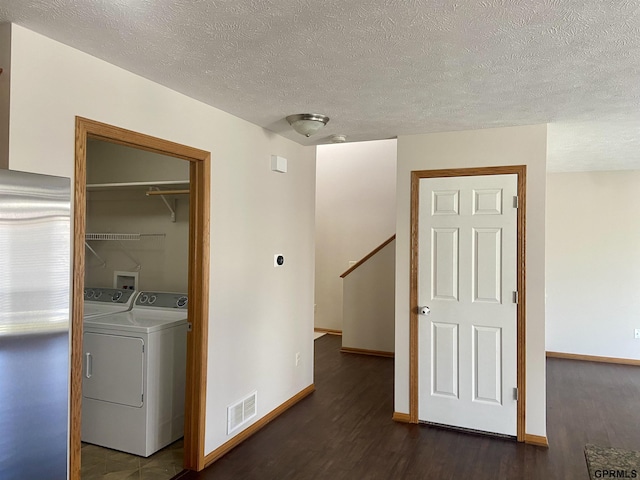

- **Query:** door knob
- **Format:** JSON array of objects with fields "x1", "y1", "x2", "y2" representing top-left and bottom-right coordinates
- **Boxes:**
[{"x1": 419, "y1": 306, "x2": 431, "y2": 315}]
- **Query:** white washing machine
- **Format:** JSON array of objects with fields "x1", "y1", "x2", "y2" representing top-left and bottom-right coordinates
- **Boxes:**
[
  {"x1": 82, "y1": 291, "x2": 188, "y2": 457},
  {"x1": 83, "y1": 287, "x2": 136, "y2": 320}
]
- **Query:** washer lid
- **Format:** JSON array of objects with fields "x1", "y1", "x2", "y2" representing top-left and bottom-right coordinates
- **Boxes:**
[
  {"x1": 83, "y1": 303, "x2": 132, "y2": 320},
  {"x1": 84, "y1": 310, "x2": 187, "y2": 333}
]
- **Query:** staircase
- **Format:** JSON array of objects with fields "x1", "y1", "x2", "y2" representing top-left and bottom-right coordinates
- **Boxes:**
[{"x1": 340, "y1": 235, "x2": 395, "y2": 357}]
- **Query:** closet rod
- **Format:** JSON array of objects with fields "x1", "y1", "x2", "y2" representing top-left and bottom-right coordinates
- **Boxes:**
[
  {"x1": 145, "y1": 189, "x2": 190, "y2": 196},
  {"x1": 147, "y1": 187, "x2": 176, "y2": 221}
]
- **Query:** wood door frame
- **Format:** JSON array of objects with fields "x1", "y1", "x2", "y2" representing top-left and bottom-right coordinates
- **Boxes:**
[
  {"x1": 409, "y1": 165, "x2": 526, "y2": 441},
  {"x1": 70, "y1": 117, "x2": 211, "y2": 478}
]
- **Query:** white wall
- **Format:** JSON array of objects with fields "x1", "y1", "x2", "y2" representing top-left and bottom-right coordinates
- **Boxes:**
[
  {"x1": 85, "y1": 189, "x2": 190, "y2": 292},
  {"x1": 342, "y1": 239, "x2": 395, "y2": 353},
  {"x1": 85, "y1": 140, "x2": 191, "y2": 292},
  {"x1": 7, "y1": 24, "x2": 316, "y2": 462},
  {"x1": 546, "y1": 170, "x2": 640, "y2": 360},
  {"x1": 315, "y1": 139, "x2": 396, "y2": 331},
  {"x1": 395, "y1": 125, "x2": 547, "y2": 438},
  {"x1": 86, "y1": 139, "x2": 189, "y2": 184}
]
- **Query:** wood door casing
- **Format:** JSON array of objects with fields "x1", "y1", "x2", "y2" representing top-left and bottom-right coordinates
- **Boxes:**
[
  {"x1": 71, "y1": 117, "x2": 211, "y2": 478},
  {"x1": 409, "y1": 165, "x2": 526, "y2": 442}
]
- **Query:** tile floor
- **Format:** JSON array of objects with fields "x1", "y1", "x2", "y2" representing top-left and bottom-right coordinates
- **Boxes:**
[{"x1": 81, "y1": 438, "x2": 184, "y2": 480}]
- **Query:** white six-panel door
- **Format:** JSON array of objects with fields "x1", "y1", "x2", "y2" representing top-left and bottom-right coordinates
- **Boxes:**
[{"x1": 418, "y1": 174, "x2": 518, "y2": 436}]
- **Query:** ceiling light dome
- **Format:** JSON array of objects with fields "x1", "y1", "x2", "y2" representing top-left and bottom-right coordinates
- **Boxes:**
[{"x1": 286, "y1": 113, "x2": 330, "y2": 137}]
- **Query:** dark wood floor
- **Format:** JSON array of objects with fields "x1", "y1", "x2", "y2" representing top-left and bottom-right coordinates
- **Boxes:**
[{"x1": 177, "y1": 335, "x2": 640, "y2": 480}]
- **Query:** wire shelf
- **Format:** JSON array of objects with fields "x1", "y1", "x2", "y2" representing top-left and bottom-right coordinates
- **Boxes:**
[{"x1": 85, "y1": 233, "x2": 165, "y2": 241}]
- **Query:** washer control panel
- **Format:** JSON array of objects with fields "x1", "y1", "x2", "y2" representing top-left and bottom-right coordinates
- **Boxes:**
[
  {"x1": 135, "y1": 292, "x2": 188, "y2": 309},
  {"x1": 84, "y1": 288, "x2": 136, "y2": 304}
]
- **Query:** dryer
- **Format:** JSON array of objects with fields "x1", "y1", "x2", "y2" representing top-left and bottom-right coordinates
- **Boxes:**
[
  {"x1": 82, "y1": 291, "x2": 188, "y2": 457},
  {"x1": 83, "y1": 287, "x2": 136, "y2": 320}
]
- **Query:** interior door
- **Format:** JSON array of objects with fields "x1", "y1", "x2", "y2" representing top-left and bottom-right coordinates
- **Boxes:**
[{"x1": 417, "y1": 174, "x2": 518, "y2": 436}]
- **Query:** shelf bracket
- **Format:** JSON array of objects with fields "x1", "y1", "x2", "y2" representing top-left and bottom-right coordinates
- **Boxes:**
[
  {"x1": 117, "y1": 241, "x2": 142, "y2": 271},
  {"x1": 147, "y1": 187, "x2": 176, "y2": 222},
  {"x1": 85, "y1": 242, "x2": 106, "y2": 268},
  {"x1": 85, "y1": 233, "x2": 164, "y2": 271}
]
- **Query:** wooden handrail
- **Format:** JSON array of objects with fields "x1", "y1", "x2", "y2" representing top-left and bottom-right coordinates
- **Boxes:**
[{"x1": 340, "y1": 235, "x2": 396, "y2": 278}]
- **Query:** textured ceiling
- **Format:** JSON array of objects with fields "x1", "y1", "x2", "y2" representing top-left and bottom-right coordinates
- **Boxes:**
[{"x1": 2, "y1": 0, "x2": 640, "y2": 171}]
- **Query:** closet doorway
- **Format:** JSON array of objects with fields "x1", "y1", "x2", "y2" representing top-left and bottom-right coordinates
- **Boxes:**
[{"x1": 70, "y1": 117, "x2": 211, "y2": 479}]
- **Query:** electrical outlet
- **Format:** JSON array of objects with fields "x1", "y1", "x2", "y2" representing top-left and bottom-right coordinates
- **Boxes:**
[
  {"x1": 635, "y1": 329, "x2": 640, "y2": 339},
  {"x1": 295, "y1": 352, "x2": 301, "y2": 367}
]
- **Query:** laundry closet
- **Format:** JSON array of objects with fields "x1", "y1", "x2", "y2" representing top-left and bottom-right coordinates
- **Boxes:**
[
  {"x1": 84, "y1": 140, "x2": 190, "y2": 291},
  {"x1": 81, "y1": 139, "x2": 190, "y2": 473}
]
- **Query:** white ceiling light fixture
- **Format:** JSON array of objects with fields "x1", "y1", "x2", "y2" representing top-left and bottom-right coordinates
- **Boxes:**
[{"x1": 286, "y1": 113, "x2": 329, "y2": 137}]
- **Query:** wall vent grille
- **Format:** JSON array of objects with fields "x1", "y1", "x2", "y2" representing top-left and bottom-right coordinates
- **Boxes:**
[{"x1": 227, "y1": 391, "x2": 258, "y2": 435}]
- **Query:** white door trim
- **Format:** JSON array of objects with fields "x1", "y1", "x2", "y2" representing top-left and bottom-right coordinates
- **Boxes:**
[{"x1": 408, "y1": 165, "x2": 526, "y2": 442}]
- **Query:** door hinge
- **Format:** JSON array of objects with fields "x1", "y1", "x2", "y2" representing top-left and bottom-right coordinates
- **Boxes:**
[
  {"x1": 513, "y1": 291, "x2": 519, "y2": 304},
  {"x1": 513, "y1": 196, "x2": 519, "y2": 208},
  {"x1": 141, "y1": 393, "x2": 144, "y2": 403},
  {"x1": 513, "y1": 387, "x2": 519, "y2": 401},
  {"x1": 187, "y1": 322, "x2": 193, "y2": 332}
]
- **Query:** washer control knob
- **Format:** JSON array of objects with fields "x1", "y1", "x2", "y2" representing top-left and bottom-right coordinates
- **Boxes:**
[
  {"x1": 112, "y1": 291, "x2": 122, "y2": 302},
  {"x1": 177, "y1": 296, "x2": 188, "y2": 308}
]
